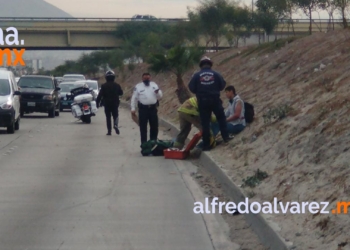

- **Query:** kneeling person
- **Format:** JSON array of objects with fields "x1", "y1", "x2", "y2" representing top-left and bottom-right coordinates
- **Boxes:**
[{"x1": 174, "y1": 97, "x2": 216, "y2": 149}]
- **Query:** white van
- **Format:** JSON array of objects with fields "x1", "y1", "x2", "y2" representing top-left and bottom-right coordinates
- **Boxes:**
[{"x1": 0, "y1": 70, "x2": 21, "y2": 134}]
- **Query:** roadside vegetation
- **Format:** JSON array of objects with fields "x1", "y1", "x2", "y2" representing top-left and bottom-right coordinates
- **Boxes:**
[{"x1": 48, "y1": 0, "x2": 350, "y2": 103}]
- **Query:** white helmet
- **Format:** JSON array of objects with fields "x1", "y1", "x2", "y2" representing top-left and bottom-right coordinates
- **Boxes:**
[{"x1": 199, "y1": 56, "x2": 213, "y2": 67}]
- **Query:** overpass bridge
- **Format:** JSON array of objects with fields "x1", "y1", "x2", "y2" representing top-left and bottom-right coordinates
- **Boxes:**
[{"x1": 0, "y1": 18, "x2": 345, "y2": 50}]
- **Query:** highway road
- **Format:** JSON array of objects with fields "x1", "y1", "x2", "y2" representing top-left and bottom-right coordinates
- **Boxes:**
[{"x1": 0, "y1": 108, "x2": 237, "y2": 250}]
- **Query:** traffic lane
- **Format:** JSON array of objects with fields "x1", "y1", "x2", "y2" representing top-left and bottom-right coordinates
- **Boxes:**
[
  {"x1": 0, "y1": 114, "x2": 50, "y2": 151},
  {"x1": 0, "y1": 109, "x2": 214, "y2": 250}
]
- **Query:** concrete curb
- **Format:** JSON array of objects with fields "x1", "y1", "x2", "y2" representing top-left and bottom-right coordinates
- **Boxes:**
[
  {"x1": 199, "y1": 153, "x2": 290, "y2": 250},
  {"x1": 120, "y1": 100, "x2": 289, "y2": 250}
]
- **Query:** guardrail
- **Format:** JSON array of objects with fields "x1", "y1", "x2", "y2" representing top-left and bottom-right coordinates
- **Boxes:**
[
  {"x1": 0, "y1": 17, "x2": 345, "y2": 33},
  {"x1": 0, "y1": 17, "x2": 188, "y2": 22},
  {"x1": 274, "y1": 19, "x2": 345, "y2": 33},
  {"x1": 278, "y1": 18, "x2": 343, "y2": 23},
  {"x1": 0, "y1": 17, "x2": 345, "y2": 23}
]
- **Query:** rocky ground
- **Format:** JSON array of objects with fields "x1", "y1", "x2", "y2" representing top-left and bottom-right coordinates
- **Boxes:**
[{"x1": 104, "y1": 29, "x2": 350, "y2": 250}]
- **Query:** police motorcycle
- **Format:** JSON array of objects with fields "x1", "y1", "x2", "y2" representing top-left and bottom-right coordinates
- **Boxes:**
[{"x1": 66, "y1": 84, "x2": 98, "y2": 124}]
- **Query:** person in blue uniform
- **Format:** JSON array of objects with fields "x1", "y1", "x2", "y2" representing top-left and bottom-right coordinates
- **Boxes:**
[{"x1": 188, "y1": 57, "x2": 231, "y2": 151}]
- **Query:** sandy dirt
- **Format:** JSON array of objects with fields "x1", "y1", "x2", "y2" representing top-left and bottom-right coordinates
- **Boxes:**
[
  {"x1": 103, "y1": 29, "x2": 350, "y2": 250},
  {"x1": 191, "y1": 160, "x2": 268, "y2": 250}
]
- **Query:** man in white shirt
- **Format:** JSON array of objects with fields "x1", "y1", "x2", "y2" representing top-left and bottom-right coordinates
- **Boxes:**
[{"x1": 131, "y1": 73, "x2": 163, "y2": 144}]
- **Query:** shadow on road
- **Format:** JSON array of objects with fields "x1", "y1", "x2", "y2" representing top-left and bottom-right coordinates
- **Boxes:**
[
  {"x1": 0, "y1": 130, "x2": 9, "y2": 134},
  {"x1": 69, "y1": 122, "x2": 90, "y2": 125},
  {"x1": 21, "y1": 115, "x2": 50, "y2": 119}
]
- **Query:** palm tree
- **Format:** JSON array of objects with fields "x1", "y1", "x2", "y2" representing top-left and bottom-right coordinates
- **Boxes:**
[{"x1": 148, "y1": 45, "x2": 204, "y2": 104}]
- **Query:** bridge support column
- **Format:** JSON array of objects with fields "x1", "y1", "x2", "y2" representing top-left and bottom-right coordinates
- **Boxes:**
[{"x1": 66, "y1": 29, "x2": 71, "y2": 46}]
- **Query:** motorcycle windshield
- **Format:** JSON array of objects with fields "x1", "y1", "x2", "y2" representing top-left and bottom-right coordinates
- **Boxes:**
[{"x1": 71, "y1": 87, "x2": 88, "y2": 96}]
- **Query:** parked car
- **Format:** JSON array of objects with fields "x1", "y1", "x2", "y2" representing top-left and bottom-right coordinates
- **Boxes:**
[
  {"x1": 63, "y1": 74, "x2": 86, "y2": 80},
  {"x1": 75, "y1": 80, "x2": 99, "y2": 97},
  {"x1": 15, "y1": 77, "x2": 20, "y2": 83},
  {"x1": 59, "y1": 81, "x2": 87, "y2": 111},
  {"x1": 18, "y1": 75, "x2": 61, "y2": 118},
  {"x1": 0, "y1": 70, "x2": 21, "y2": 134},
  {"x1": 131, "y1": 14, "x2": 157, "y2": 21}
]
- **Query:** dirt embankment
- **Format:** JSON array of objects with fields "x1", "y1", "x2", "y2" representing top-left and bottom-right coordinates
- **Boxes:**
[{"x1": 111, "y1": 29, "x2": 350, "y2": 250}]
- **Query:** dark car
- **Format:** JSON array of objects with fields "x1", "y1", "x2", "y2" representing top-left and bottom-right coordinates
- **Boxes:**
[
  {"x1": 131, "y1": 14, "x2": 157, "y2": 21},
  {"x1": 18, "y1": 75, "x2": 61, "y2": 118},
  {"x1": 59, "y1": 81, "x2": 86, "y2": 111}
]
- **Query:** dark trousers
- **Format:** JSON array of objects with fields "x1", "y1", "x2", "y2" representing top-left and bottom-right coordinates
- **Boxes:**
[
  {"x1": 104, "y1": 104, "x2": 119, "y2": 132},
  {"x1": 197, "y1": 96, "x2": 229, "y2": 149},
  {"x1": 138, "y1": 104, "x2": 158, "y2": 144},
  {"x1": 175, "y1": 112, "x2": 202, "y2": 147}
]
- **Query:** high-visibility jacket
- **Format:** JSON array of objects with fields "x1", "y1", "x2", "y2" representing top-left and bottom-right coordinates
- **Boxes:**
[
  {"x1": 178, "y1": 97, "x2": 199, "y2": 116},
  {"x1": 178, "y1": 97, "x2": 217, "y2": 122}
]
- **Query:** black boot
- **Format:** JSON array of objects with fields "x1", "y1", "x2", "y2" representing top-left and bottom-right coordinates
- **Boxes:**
[
  {"x1": 114, "y1": 125, "x2": 120, "y2": 135},
  {"x1": 114, "y1": 117, "x2": 120, "y2": 134}
]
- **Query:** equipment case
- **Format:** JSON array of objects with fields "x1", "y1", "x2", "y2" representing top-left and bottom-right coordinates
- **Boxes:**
[
  {"x1": 74, "y1": 94, "x2": 93, "y2": 104},
  {"x1": 164, "y1": 132, "x2": 202, "y2": 160}
]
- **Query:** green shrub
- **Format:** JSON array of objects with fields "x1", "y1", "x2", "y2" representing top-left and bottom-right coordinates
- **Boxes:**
[
  {"x1": 242, "y1": 169, "x2": 268, "y2": 188},
  {"x1": 263, "y1": 104, "x2": 293, "y2": 124}
]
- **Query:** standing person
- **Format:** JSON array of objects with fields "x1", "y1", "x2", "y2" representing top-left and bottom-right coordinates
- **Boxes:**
[
  {"x1": 96, "y1": 70, "x2": 123, "y2": 136},
  {"x1": 188, "y1": 56, "x2": 231, "y2": 151},
  {"x1": 131, "y1": 73, "x2": 163, "y2": 144}
]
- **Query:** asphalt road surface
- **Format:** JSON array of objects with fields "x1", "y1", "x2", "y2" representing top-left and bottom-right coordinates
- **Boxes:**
[{"x1": 0, "y1": 108, "x2": 237, "y2": 250}]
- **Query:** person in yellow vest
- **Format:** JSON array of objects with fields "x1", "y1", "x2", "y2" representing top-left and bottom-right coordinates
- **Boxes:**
[{"x1": 173, "y1": 97, "x2": 216, "y2": 149}]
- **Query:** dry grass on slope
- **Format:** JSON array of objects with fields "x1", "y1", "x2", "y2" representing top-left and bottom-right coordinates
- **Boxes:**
[
  {"x1": 114, "y1": 30, "x2": 350, "y2": 249},
  {"x1": 208, "y1": 30, "x2": 350, "y2": 250}
]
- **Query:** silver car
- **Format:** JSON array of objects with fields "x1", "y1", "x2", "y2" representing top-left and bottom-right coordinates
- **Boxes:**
[{"x1": 0, "y1": 70, "x2": 21, "y2": 133}]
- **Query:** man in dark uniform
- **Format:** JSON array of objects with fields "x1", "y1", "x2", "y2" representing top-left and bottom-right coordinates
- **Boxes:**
[
  {"x1": 131, "y1": 73, "x2": 163, "y2": 144},
  {"x1": 188, "y1": 57, "x2": 231, "y2": 151},
  {"x1": 96, "y1": 70, "x2": 123, "y2": 136}
]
